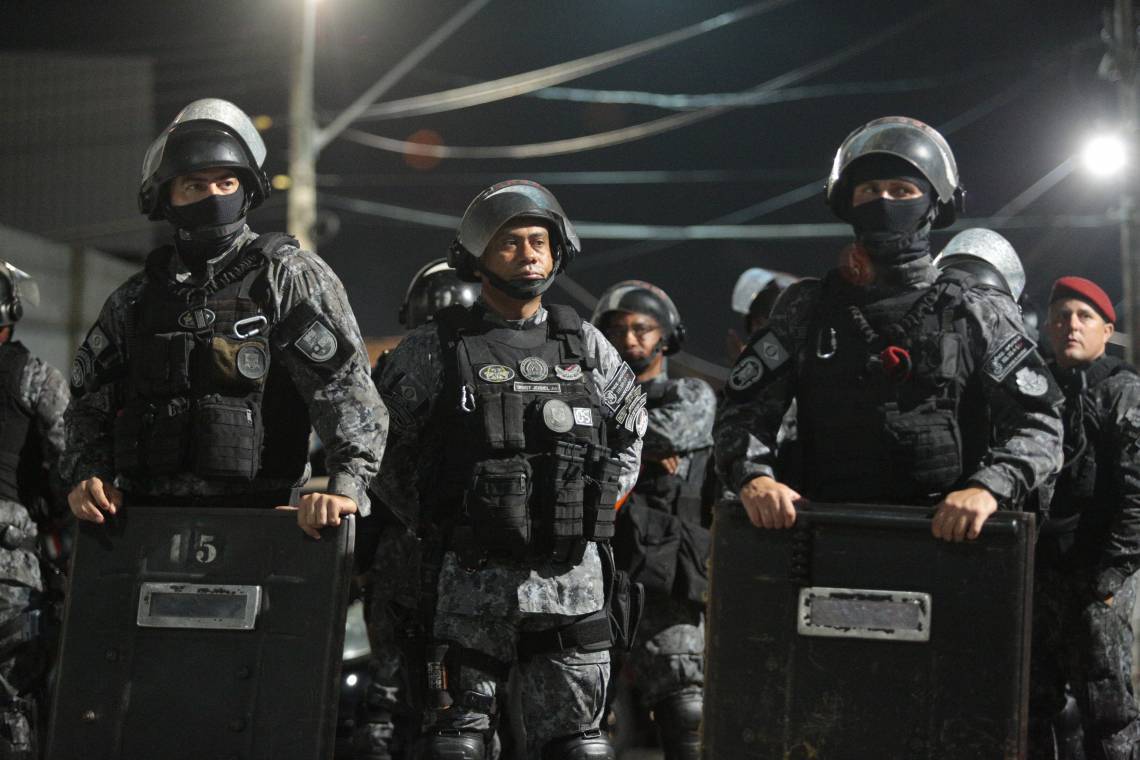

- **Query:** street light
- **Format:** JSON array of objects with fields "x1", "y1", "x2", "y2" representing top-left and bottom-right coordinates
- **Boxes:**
[{"x1": 1081, "y1": 133, "x2": 1128, "y2": 177}]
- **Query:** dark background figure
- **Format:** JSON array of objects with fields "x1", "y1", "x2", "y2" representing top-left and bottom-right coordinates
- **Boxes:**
[
  {"x1": 62, "y1": 97, "x2": 385, "y2": 534},
  {"x1": 1033, "y1": 277, "x2": 1140, "y2": 760},
  {"x1": 0, "y1": 262, "x2": 69, "y2": 758},
  {"x1": 716, "y1": 116, "x2": 1064, "y2": 542},
  {"x1": 592, "y1": 281, "x2": 716, "y2": 760},
  {"x1": 345, "y1": 258, "x2": 480, "y2": 760},
  {"x1": 372, "y1": 180, "x2": 643, "y2": 760}
]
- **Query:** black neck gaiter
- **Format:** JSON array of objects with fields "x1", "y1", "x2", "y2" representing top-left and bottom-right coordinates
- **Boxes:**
[{"x1": 165, "y1": 190, "x2": 247, "y2": 273}]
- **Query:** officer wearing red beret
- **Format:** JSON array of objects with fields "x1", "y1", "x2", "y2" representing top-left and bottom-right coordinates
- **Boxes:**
[{"x1": 1030, "y1": 276, "x2": 1140, "y2": 759}]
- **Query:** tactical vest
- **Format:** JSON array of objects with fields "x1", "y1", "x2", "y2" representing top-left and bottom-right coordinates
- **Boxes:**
[
  {"x1": 633, "y1": 379, "x2": 709, "y2": 526},
  {"x1": 0, "y1": 342, "x2": 31, "y2": 502},
  {"x1": 432, "y1": 304, "x2": 621, "y2": 564},
  {"x1": 113, "y1": 235, "x2": 311, "y2": 488},
  {"x1": 797, "y1": 271, "x2": 986, "y2": 503}
]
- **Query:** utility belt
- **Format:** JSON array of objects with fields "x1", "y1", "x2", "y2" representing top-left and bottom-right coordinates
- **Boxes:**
[
  {"x1": 416, "y1": 544, "x2": 643, "y2": 714},
  {"x1": 114, "y1": 392, "x2": 265, "y2": 482},
  {"x1": 458, "y1": 440, "x2": 622, "y2": 565}
]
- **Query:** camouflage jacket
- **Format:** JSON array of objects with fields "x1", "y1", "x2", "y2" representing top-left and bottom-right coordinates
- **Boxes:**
[
  {"x1": 62, "y1": 228, "x2": 386, "y2": 514},
  {"x1": 715, "y1": 262, "x2": 1064, "y2": 507},
  {"x1": 641, "y1": 372, "x2": 716, "y2": 482},
  {"x1": 16, "y1": 349, "x2": 69, "y2": 516}
]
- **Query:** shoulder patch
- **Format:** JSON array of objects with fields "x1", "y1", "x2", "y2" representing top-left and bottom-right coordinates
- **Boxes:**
[
  {"x1": 1014, "y1": 367, "x2": 1049, "y2": 397},
  {"x1": 728, "y1": 356, "x2": 764, "y2": 391},
  {"x1": 752, "y1": 333, "x2": 790, "y2": 370},
  {"x1": 295, "y1": 320, "x2": 338, "y2": 362},
  {"x1": 602, "y1": 363, "x2": 637, "y2": 413},
  {"x1": 984, "y1": 333, "x2": 1035, "y2": 382}
]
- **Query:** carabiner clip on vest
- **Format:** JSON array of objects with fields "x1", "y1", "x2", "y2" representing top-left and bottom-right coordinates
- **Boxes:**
[
  {"x1": 233, "y1": 315, "x2": 268, "y2": 339},
  {"x1": 460, "y1": 383, "x2": 477, "y2": 413},
  {"x1": 816, "y1": 327, "x2": 837, "y2": 360}
]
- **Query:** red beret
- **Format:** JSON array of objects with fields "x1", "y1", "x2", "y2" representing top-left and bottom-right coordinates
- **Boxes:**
[{"x1": 1050, "y1": 276, "x2": 1116, "y2": 323}]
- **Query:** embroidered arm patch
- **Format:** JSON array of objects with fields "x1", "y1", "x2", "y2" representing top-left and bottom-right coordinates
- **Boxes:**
[{"x1": 984, "y1": 333, "x2": 1034, "y2": 382}]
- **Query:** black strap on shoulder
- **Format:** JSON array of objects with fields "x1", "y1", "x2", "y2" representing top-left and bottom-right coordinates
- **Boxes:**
[{"x1": 546, "y1": 303, "x2": 591, "y2": 367}]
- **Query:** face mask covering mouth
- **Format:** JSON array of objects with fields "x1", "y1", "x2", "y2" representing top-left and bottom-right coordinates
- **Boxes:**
[
  {"x1": 848, "y1": 195, "x2": 935, "y2": 264},
  {"x1": 165, "y1": 188, "x2": 248, "y2": 270}
]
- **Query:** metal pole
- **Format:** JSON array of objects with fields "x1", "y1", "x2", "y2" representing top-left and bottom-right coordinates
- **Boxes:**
[
  {"x1": 1117, "y1": 0, "x2": 1139, "y2": 362},
  {"x1": 287, "y1": 0, "x2": 318, "y2": 252}
]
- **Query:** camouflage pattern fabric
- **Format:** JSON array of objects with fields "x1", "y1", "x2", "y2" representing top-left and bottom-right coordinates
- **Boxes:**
[
  {"x1": 62, "y1": 227, "x2": 386, "y2": 513},
  {"x1": 627, "y1": 592, "x2": 703, "y2": 708},
  {"x1": 1029, "y1": 568, "x2": 1140, "y2": 760}
]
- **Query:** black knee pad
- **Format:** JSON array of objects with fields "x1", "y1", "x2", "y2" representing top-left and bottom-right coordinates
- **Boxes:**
[
  {"x1": 415, "y1": 731, "x2": 486, "y2": 760},
  {"x1": 541, "y1": 728, "x2": 615, "y2": 760},
  {"x1": 653, "y1": 690, "x2": 703, "y2": 760}
]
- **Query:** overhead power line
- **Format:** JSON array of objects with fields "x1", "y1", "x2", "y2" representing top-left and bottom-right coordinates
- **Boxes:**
[
  {"x1": 342, "y1": 3, "x2": 947, "y2": 160},
  {"x1": 319, "y1": 193, "x2": 1111, "y2": 241},
  {"x1": 347, "y1": 0, "x2": 802, "y2": 124}
]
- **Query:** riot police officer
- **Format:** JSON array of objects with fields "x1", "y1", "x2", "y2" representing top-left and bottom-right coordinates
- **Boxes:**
[
  {"x1": 716, "y1": 116, "x2": 1063, "y2": 540},
  {"x1": 593, "y1": 281, "x2": 715, "y2": 760},
  {"x1": 352, "y1": 259, "x2": 480, "y2": 760},
  {"x1": 1031, "y1": 276, "x2": 1140, "y2": 760},
  {"x1": 0, "y1": 262, "x2": 69, "y2": 758},
  {"x1": 934, "y1": 228, "x2": 1026, "y2": 303},
  {"x1": 63, "y1": 98, "x2": 385, "y2": 535},
  {"x1": 372, "y1": 180, "x2": 643, "y2": 760}
]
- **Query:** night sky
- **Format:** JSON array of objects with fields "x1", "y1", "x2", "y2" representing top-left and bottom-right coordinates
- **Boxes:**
[{"x1": 2, "y1": 0, "x2": 1117, "y2": 363}]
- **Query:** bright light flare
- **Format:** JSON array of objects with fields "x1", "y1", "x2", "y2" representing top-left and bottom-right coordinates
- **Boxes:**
[
  {"x1": 345, "y1": 673, "x2": 359, "y2": 688},
  {"x1": 1082, "y1": 134, "x2": 1128, "y2": 177}
]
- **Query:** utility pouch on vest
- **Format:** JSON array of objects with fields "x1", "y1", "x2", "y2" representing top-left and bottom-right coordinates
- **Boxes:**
[
  {"x1": 884, "y1": 400, "x2": 963, "y2": 494},
  {"x1": 466, "y1": 457, "x2": 532, "y2": 557},
  {"x1": 132, "y1": 332, "x2": 193, "y2": 397},
  {"x1": 584, "y1": 445, "x2": 620, "y2": 542},
  {"x1": 601, "y1": 544, "x2": 643, "y2": 652},
  {"x1": 192, "y1": 395, "x2": 264, "y2": 481},
  {"x1": 477, "y1": 390, "x2": 526, "y2": 451},
  {"x1": 204, "y1": 336, "x2": 271, "y2": 394},
  {"x1": 615, "y1": 496, "x2": 681, "y2": 595},
  {"x1": 548, "y1": 441, "x2": 587, "y2": 564},
  {"x1": 114, "y1": 398, "x2": 192, "y2": 475}
]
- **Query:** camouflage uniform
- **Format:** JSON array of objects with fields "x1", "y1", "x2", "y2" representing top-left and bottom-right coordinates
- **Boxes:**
[
  {"x1": 0, "y1": 348, "x2": 69, "y2": 757},
  {"x1": 1030, "y1": 356, "x2": 1140, "y2": 760},
  {"x1": 715, "y1": 259, "x2": 1064, "y2": 509},
  {"x1": 373, "y1": 303, "x2": 641, "y2": 759},
  {"x1": 63, "y1": 227, "x2": 385, "y2": 512},
  {"x1": 624, "y1": 373, "x2": 715, "y2": 708}
]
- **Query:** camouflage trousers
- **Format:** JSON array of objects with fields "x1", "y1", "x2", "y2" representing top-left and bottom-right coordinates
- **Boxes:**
[
  {"x1": 428, "y1": 553, "x2": 610, "y2": 760},
  {"x1": 1029, "y1": 566, "x2": 1140, "y2": 760},
  {"x1": 362, "y1": 524, "x2": 424, "y2": 760},
  {"x1": 627, "y1": 592, "x2": 704, "y2": 709},
  {"x1": 0, "y1": 500, "x2": 44, "y2": 759}
]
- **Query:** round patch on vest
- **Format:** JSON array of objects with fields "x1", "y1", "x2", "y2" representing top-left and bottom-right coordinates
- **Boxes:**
[
  {"x1": 178, "y1": 307, "x2": 216, "y2": 331},
  {"x1": 634, "y1": 407, "x2": 649, "y2": 438},
  {"x1": 1014, "y1": 367, "x2": 1048, "y2": 397},
  {"x1": 519, "y1": 356, "x2": 550, "y2": 382},
  {"x1": 554, "y1": 363, "x2": 583, "y2": 381},
  {"x1": 478, "y1": 364, "x2": 516, "y2": 383},
  {"x1": 236, "y1": 344, "x2": 269, "y2": 380},
  {"x1": 728, "y1": 356, "x2": 764, "y2": 391},
  {"x1": 70, "y1": 353, "x2": 92, "y2": 389},
  {"x1": 542, "y1": 399, "x2": 575, "y2": 433}
]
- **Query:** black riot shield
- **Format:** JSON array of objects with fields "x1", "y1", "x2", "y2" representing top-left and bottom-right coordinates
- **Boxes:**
[
  {"x1": 47, "y1": 507, "x2": 354, "y2": 760},
  {"x1": 704, "y1": 500, "x2": 1034, "y2": 760}
]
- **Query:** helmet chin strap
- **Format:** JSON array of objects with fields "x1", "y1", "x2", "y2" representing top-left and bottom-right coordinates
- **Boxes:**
[
  {"x1": 477, "y1": 260, "x2": 557, "y2": 301},
  {"x1": 626, "y1": 338, "x2": 665, "y2": 374}
]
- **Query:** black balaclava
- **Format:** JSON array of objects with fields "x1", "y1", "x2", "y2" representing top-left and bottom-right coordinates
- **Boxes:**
[
  {"x1": 164, "y1": 186, "x2": 248, "y2": 273},
  {"x1": 844, "y1": 154, "x2": 937, "y2": 274}
]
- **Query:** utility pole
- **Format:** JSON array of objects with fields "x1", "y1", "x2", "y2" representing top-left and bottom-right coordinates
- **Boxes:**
[
  {"x1": 287, "y1": 0, "x2": 318, "y2": 252},
  {"x1": 1114, "y1": 0, "x2": 1139, "y2": 361}
]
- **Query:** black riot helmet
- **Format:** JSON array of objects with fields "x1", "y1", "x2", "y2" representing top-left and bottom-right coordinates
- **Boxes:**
[
  {"x1": 0, "y1": 262, "x2": 39, "y2": 327},
  {"x1": 591, "y1": 280, "x2": 685, "y2": 355},
  {"x1": 399, "y1": 258, "x2": 481, "y2": 329},
  {"x1": 138, "y1": 98, "x2": 271, "y2": 220},
  {"x1": 826, "y1": 116, "x2": 965, "y2": 229},
  {"x1": 448, "y1": 180, "x2": 580, "y2": 297}
]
